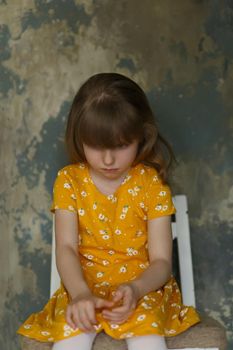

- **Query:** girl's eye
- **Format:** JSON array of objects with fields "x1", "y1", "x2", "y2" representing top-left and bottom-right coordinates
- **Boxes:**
[
  {"x1": 117, "y1": 143, "x2": 129, "y2": 149},
  {"x1": 117, "y1": 144, "x2": 128, "y2": 149}
]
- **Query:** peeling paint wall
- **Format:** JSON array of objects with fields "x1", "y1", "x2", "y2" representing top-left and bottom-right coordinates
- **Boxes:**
[{"x1": 0, "y1": 1, "x2": 232, "y2": 349}]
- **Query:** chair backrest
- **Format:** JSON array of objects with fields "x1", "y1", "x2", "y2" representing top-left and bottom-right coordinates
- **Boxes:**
[
  {"x1": 171, "y1": 195, "x2": 196, "y2": 307},
  {"x1": 50, "y1": 195, "x2": 196, "y2": 307}
]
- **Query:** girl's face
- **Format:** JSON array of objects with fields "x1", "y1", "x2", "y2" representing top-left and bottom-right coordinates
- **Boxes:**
[{"x1": 83, "y1": 141, "x2": 139, "y2": 181}]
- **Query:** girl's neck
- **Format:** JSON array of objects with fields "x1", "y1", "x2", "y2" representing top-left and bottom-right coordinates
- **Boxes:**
[{"x1": 88, "y1": 166, "x2": 130, "y2": 196}]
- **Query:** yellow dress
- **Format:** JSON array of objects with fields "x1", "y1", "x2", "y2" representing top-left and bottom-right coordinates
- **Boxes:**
[{"x1": 17, "y1": 162, "x2": 200, "y2": 342}]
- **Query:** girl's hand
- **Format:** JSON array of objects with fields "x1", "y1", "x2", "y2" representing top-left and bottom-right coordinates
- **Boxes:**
[
  {"x1": 102, "y1": 283, "x2": 140, "y2": 324},
  {"x1": 66, "y1": 291, "x2": 114, "y2": 332}
]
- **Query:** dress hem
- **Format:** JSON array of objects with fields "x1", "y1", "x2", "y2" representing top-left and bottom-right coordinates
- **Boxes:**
[{"x1": 17, "y1": 316, "x2": 200, "y2": 343}]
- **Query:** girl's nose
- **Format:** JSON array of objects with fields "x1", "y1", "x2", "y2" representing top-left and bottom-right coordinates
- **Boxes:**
[{"x1": 102, "y1": 150, "x2": 115, "y2": 166}]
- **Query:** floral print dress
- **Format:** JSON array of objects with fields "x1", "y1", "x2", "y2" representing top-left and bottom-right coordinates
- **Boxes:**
[{"x1": 17, "y1": 163, "x2": 200, "y2": 342}]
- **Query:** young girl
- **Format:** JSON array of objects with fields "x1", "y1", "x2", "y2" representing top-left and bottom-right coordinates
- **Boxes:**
[{"x1": 18, "y1": 73, "x2": 200, "y2": 349}]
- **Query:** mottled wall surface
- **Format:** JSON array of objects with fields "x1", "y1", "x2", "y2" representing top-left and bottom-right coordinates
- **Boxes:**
[{"x1": 0, "y1": 1, "x2": 232, "y2": 349}]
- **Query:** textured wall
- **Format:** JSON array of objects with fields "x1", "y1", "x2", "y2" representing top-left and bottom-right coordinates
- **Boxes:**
[{"x1": 0, "y1": 1, "x2": 232, "y2": 349}]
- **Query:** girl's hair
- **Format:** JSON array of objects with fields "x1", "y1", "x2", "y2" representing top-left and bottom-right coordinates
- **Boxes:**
[{"x1": 65, "y1": 73, "x2": 175, "y2": 183}]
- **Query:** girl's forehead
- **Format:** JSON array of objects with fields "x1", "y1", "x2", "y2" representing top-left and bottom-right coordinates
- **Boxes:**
[
  {"x1": 81, "y1": 130, "x2": 137, "y2": 149},
  {"x1": 78, "y1": 107, "x2": 143, "y2": 148},
  {"x1": 83, "y1": 139, "x2": 138, "y2": 150}
]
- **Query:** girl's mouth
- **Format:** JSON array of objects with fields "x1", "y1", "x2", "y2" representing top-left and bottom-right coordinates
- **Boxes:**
[{"x1": 102, "y1": 168, "x2": 119, "y2": 172}]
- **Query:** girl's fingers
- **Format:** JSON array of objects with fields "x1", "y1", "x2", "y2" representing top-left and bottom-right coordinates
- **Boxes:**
[
  {"x1": 103, "y1": 304, "x2": 129, "y2": 316},
  {"x1": 102, "y1": 289, "x2": 135, "y2": 321},
  {"x1": 67, "y1": 295, "x2": 127, "y2": 332},
  {"x1": 110, "y1": 297, "x2": 132, "y2": 314},
  {"x1": 103, "y1": 291, "x2": 131, "y2": 316},
  {"x1": 122, "y1": 288, "x2": 132, "y2": 305},
  {"x1": 95, "y1": 297, "x2": 114, "y2": 309},
  {"x1": 71, "y1": 310, "x2": 83, "y2": 330},
  {"x1": 77, "y1": 307, "x2": 94, "y2": 332},
  {"x1": 112, "y1": 289, "x2": 124, "y2": 303},
  {"x1": 105, "y1": 311, "x2": 132, "y2": 323},
  {"x1": 111, "y1": 317, "x2": 129, "y2": 324},
  {"x1": 116, "y1": 287, "x2": 131, "y2": 305},
  {"x1": 86, "y1": 302, "x2": 97, "y2": 326},
  {"x1": 66, "y1": 307, "x2": 77, "y2": 330},
  {"x1": 66, "y1": 302, "x2": 97, "y2": 332},
  {"x1": 102, "y1": 304, "x2": 131, "y2": 320}
]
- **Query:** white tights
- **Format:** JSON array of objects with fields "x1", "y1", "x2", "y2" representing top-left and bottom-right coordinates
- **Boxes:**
[
  {"x1": 127, "y1": 334, "x2": 167, "y2": 350},
  {"x1": 52, "y1": 332, "x2": 167, "y2": 350},
  {"x1": 52, "y1": 332, "x2": 96, "y2": 350}
]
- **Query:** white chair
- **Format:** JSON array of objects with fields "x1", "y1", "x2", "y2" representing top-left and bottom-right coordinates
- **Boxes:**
[{"x1": 20, "y1": 195, "x2": 227, "y2": 350}]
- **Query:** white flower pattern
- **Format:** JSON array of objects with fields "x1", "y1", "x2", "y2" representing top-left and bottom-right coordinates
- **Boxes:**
[
  {"x1": 64, "y1": 183, "x2": 71, "y2": 189},
  {"x1": 78, "y1": 208, "x2": 85, "y2": 216},
  {"x1": 137, "y1": 314, "x2": 146, "y2": 321},
  {"x1": 119, "y1": 266, "x2": 127, "y2": 273}
]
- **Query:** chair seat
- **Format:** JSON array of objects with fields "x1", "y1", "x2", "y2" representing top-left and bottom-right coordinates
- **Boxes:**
[
  {"x1": 166, "y1": 315, "x2": 227, "y2": 349},
  {"x1": 19, "y1": 315, "x2": 227, "y2": 350}
]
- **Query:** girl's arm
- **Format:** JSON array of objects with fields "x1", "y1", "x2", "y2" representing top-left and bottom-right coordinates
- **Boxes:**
[
  {"x1": 131, "y1": 215, "x2": 173, "y2": 298},
  {"x1": 55, "y1": 209, "x2": 90, "y2": 299},
  {"x1": 102, "y1": 215, "x2": 172, "y2": 323},
  {"x1": 55, "y1": 209, "x2": 114, "y2": 331}
]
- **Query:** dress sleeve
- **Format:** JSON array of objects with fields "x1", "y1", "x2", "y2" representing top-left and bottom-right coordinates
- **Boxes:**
[
  {"x1": 145, "y1": 173, "x2": 176, "y2": 220},
  {"x1": 50, "y1": 169, "x2": 77, "y2": 213}
]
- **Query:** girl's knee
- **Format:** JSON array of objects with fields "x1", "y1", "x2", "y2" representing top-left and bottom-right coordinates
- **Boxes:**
[
  {"x1": 52, "y1": 332, "x2": 97, "y2": 350},
  {"x1": 126, "y1": 334, "x2": 167, "y2": 350}
]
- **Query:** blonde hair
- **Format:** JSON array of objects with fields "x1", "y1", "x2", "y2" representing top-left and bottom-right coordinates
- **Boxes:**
[{"x1": 65, "y1": 73, "x2": 175, "y2": 183}]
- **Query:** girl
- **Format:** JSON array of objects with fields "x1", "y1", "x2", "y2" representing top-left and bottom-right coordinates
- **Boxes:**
[{"x1": 18, "y1": 73, "x2": 200, "y2": 349}]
